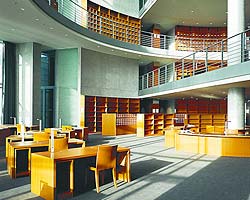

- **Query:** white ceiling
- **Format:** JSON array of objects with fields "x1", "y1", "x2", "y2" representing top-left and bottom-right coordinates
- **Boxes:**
[
  {"x1": 142, "y1": 0, "x2": 250, "y2": 33},
  {"x1": 1, "y1": 0, "x2": 250, "y2": 100}
]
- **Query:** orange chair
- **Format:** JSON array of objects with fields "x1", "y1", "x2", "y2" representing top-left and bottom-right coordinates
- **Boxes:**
[
  {"x1": 89, "y1": 145, "x2": 118, "y2": 193},
  {"x1": 49, "y1": 137, "x2": 68, "y2": 152}
]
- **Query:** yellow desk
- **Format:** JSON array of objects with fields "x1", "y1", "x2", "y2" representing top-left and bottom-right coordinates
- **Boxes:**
[
  {"x1": 31, "y1": 146, "x2": 131, "y2": 200},
  {"x1": 7, "y1": 138, "x2": 85, "y2": 179},
  {"x1": 175, "y1": 133, "x2": 250, "y2": 157}
]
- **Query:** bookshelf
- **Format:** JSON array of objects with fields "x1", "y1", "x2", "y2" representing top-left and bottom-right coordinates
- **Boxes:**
[
  {"x1": 200, "y1": 114, "x2": 213, "y2": 133},
  {"x1": 137, "y1": 113, "x2": 165, "y2": 137},
  {"x1": 102, "y1": 113, "x2": 137, "y2": 136},
  {"x1": 84, "y1": 95, "x2": 140, "y2": 133},
  {"x1": 87, "y1": 2, "x2": 141, "y2": 45}
]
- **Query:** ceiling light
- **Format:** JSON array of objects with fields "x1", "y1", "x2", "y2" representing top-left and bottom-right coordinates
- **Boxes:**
[
  {"x1": 182, "y1": 21, "x2": 185, "y2": 24},
  {"x1": 10, "y1": 28, "x2": 15, "y2": 31},
  {"x1": 111, "y1": 49, "x2": 114, "y2": 51},
  {"x1": 20, "y1": 8, "x2": 25, "y2": 11},
  {"x1": 196, "y1": 22, "x2": 199, "y2": 25},
  {"x1": 138, "y1": 55, "x2": 141, "y2": 57},
  {"x1": 224, "y1": 22, "x2": 226, "y2": 25},
  {"x1": 97, "y1": 45, "x2": 100, "y2": 48},
  {"x1": 209, "y1": 22, "x2": 213, "y2": 25},
  {"x1": 191, "y1": 10, "x2": 194, "y2": 13},
  {"x1": 49, "y1": 27, "x2": 54, "y2": 30},
  {"x1": 65, "y1": 34, "x2": 68, "y2": 37},
  {"x1": 124, "y1": 52, "x2": 127, "y2": 54},
  {"x1": 35, "y1": 18, "x2": 39, "y2": 21}
]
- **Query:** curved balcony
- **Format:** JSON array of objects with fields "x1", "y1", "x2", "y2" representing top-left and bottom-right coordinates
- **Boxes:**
[{"x1": 139, "y1": 29, "x2": 250, "y2": 97}]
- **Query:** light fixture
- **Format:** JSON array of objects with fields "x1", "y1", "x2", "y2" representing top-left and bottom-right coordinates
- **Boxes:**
[
  {"x1": 182, "y1": 21, "x2": 185, "y2": 24},
  {"x1": 10, "y1": 28, "x2": 15, "y2": 31},
  {"x1": 97, "y1": 45, "x2": 100, "y2": 48},
  {"x1": 49, "y1": 27, "x2": 54, "y2": 30},
  {"x1": 138, "y1": 55, "x2": 141, "y2": 57},
  {"x1": 20, "y1": 8, "x2": 25, "y2": 11},
  {"x1": 111, "y1": 49, "x2": 114, "y2": 51},
  {"x1": 209, "y1": 22, "x2": 213, "y2": 25},
  {"x1": 35, "y1": 18, "x2": 39, "y2": 21},
  {"x1": 196, "y1": 22, "x2": 199, "y2": 25},
  {"x1": 191, "y1": 10, "x2": 194, "y2": 13},
  {"x1": 65, "y1": 34, "x2": 68, "y2": 37}
]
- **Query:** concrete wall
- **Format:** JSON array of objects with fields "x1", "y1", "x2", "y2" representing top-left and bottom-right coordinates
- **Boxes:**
[
  {"x1": 55, "y1": 48, "x2": 81, "y2": 126},
  {"x1": 16, "y1": 42, "x2": 41, "y2": 126},
  {"x1": 81, "y1": 49, "x2": 139, "y2": 98},
  {"x1": 89, "y1": 0, "x2": 139, "y2": 18}
]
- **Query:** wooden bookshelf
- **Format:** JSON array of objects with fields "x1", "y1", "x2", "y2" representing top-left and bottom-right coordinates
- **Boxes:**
[
  {"x1": 84, "y1": 96, "x2": 140, "y2": 133},
  {"x1": 102, "y1": 113, "x2": 137, "y2": 136},
  {"x1": 87, "y1": 1, "x2": 141, "y2": 45},
  {"x1": 137, "y1": 113, "x2": 165, "y2": 137},
  {"x1": 200, "y1": 114, "x2": 213, "y2": 133},
  {"x1": 164, "y1": 114, "x2": 175, "y2": 129}
]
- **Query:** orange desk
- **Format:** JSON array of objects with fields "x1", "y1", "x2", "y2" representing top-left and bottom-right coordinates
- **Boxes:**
[
  {"x1": 31, "y1": 146, "x2": 131, "y2": 200},
  {"x1": 7, "y1": 138, "x2": 85, "y2": 178},
  {"x1": 175, "y1": 133, "x2": 250, "y2": 157}
]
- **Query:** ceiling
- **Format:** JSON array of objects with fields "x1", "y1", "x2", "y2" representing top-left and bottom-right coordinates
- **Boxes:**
[
  {"x1": 1, "y1": 0, "x2": 250, "y2": 100},
  {"x1": 142, "y1": 0, "x2": 250, "y2": 33}
]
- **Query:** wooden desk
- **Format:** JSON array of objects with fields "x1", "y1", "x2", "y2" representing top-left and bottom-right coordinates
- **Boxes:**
[
  {"x1": 0, "y1": 125, "x2": 17, "y2": 145},
  {"x1": 31, "y1": 146, "x2": 131, "y2": 200},
  {"x1": 7, "y1": 138, "x2": 85, "y2": 179},
  {"x1": 176, "y1": 132, "x2": 250, "y2": 157}
]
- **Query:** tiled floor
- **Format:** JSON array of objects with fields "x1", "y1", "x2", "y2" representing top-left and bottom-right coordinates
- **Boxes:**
[{"x1": 1, "y1": 134, "x2": 250, "y2": 200}]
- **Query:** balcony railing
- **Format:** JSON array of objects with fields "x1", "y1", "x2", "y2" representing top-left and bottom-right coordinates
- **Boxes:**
[
  {"x1": 49, "y1": 0, "x2": 227, "y2": 51},
  {"x1": 139, "y1": 29, "x2": 250, "y2": 90}
]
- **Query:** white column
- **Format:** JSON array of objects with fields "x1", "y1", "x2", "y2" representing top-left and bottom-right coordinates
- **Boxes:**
[
  {"x1": 227, "y1": 0, "x2": 245, "y2": 65},
  {"x1": 227, "y1": 87, "x2": 245, "y2": 129}
]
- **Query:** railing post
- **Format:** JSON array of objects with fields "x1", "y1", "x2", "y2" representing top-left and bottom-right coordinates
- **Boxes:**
[
  {"x1": 181, "y1": 59, "x2": 184, "y2": 79},
  {"x1": 192, "y1": 53, "x2": 195, "y2": 76},
  {"x1": 112, "y1": 21, "x2": 114, "y2": 38},
  {"x1": 99, "y1": 16, "x2": 102, "y2": 34},
  {"x1": 241, "y1": 32, "x2": 245, "y2": 62},
  {"x1": 158, "y1": 68, "x2": 160, "y2": 85},
  {"x1": 221, "y1": 40, "x2": 224, "y2": 67},
  {"x1": 163, "y1": 35, "x2": 166, "y2": 50},
  {"x1": 205, "y1": 48, "x2": 208, "y2": 72}
]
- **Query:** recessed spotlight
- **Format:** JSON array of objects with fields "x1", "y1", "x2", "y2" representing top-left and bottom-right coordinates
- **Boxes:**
[
  {"x1": 97, "y1": 45, "x2": 100, "y2": 48},
  {"x1": 111, "y1": 49, "x2": 114, "y2": 51},
  {"x1": 209, "y1": 22, "x2": 213, "y2": 25},
  {"x1": 49, "y1": 27, "x2": 54, "y2": 30},
  {"x1": 20, "y1": 8, "x2": 25, "y2": 11},
  {"x1": 35, "y1": 18, "x2": 39, "y2": 21},
  {"x1": 182, "y1": 21, "x2": 185, "y2": 24},
  {"x1": 191, "y1": 10, "x2": 194, "y2": 13},
  {"x1": 10, "y1": 28, "x2": 15, "y2": 31},
  {"x1": 138, "y1": 55, "x2": 141, "y2": 57},
  {"x1": 65, "y1": 34, "x2": 68, "y2": 37},
  {"x1": 196, "y1": 22, "x2": 199, "y2": 25},
  {"x1": 224, "y1": 22, "x2": 226, "y2": 25}
]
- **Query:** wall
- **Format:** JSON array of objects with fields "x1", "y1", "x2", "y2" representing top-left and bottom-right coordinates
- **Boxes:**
[
  {"x1": 89, "y1": 0, "x2": 139, "y2": 18},
  {"x1": 81, "y1": 49, "x2": 139, "y2": 98},
  {"x1": 55, "y1": 48, "x2": 81, "y2": 126}
]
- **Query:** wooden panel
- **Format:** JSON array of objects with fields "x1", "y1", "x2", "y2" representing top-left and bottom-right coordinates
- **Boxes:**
[{"x1": 102, "y1": 114, "x2": 116, "y2": 136}]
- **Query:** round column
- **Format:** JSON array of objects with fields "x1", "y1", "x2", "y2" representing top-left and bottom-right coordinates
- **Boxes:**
[
  {"x1": 227, "y1": 0, "x2": 245, "y2": 65},
  {"x1": 227, "y1": 87, "x2": 245, "y2": 129}
]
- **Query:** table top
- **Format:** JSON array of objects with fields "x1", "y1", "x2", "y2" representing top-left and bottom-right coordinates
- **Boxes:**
[
  {"x1": 179, "y1": 132, "x2": 250, "y2": 138},
  {"x1": 32, "y1": 146, "x2": 130, "y2": 161},
  {"x1": 9, "y1": 140, "x2": 49, "y2": 148}
]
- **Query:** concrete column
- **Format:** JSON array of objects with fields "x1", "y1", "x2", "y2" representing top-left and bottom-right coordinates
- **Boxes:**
[
  {"x1": 227, "y1": 0, "x2": 245, "y2": 65},
  {"x1": 16, "y1": 42, "x2": 41, "y2": 126},
  {"x1": 55, "y1": 48, "x2": 81, "y2": 127},
  {"x1": 166, "y1": 99, "x2": 175, "y2": 114},
  {"x1": 227, "y1": 87, "x2": 245, "y2": 129}
]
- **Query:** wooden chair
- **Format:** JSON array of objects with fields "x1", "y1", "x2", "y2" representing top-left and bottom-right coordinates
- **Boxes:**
[
  {"x1": 89, "y1": 145, "x2": 118, "y2": 193},
  {"x1": 49, "y1": 137, "x2": 68, "y2": 152},
  {"x1": 33, "y1": 132, "x2": 50, "y2": 141}
]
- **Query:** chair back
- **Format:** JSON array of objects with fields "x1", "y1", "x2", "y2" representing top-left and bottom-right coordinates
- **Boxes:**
[
  {"x1": 33, "y1": 132, "x2": 50, "y2": 141},
  {"x1": 96, "y1": 145, "x2": 117, "y2": 170},
  {"x1": 49, "y1": 137, "x2": 68, "y2": 152},
  {"x1": 16, "y1": 124, "x2": 26, "y2": 134},
  {"x1": 62, "y1": 125, "x2": 72, "y2": 131}
]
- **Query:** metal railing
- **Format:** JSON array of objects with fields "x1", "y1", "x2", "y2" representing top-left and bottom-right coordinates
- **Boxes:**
[
  {"x1": 49, "y1": 0, "x2": 227, "y2": 51},
  {"x1": 139, "y1": 29, "x2": 250, "y2": 90}
]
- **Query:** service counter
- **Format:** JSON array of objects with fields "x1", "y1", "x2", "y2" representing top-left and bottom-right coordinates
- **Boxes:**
[{"x1": 175, "y1": 132, "x2": 250, "y2": 157}]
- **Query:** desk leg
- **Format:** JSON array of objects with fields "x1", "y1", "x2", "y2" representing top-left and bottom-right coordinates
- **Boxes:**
[{"x1": 126, "y1": 150, "x2": 131, "y2": 183}]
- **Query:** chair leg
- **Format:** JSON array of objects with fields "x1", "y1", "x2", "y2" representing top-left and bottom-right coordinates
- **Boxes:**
[
  {"x1": 95, "y1": 170, "x2": 100, "y2": 193},
  {"x1": 112, "y1": 168, "x2": 117, "y2": 188}
]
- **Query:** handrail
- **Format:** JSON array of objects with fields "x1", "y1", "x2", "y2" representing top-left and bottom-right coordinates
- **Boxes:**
[{"x1": 139, "y1": 29, "x2": 250, "y2": 90}]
